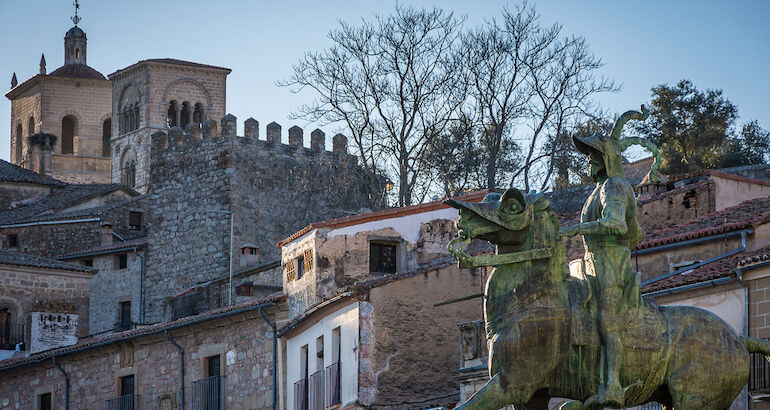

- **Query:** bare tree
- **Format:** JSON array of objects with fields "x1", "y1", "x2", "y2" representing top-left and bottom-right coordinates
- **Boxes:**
[{"x1": 281, "y1": 6, "x2": 466, "y2": 206}]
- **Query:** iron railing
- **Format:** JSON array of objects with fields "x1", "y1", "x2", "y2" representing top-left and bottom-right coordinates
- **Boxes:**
[
  {"x1": 751, "y1": 338, "x2": 770, "y2": 392},
  {"x1": 308, "y1": 370, "x2": 325, "y2": 410},
  {"x1": 0, "y1": 323, "x2": 24, "y2": 350},
  {"x1": 172, "y1": 288, "x2": 225, "y2": 319},
  {"x1": 104, "y1": 394, "x2": 134, "y2": 410},
  {"x1": 325, "y1": 362, "x2": 341, "y2": 407},
  {"x1": 294, "y1": 378, "x2": 308, "y2": 410},
  {"x1": 192, "y1": 375, "x2": 221, "y2": 410}
]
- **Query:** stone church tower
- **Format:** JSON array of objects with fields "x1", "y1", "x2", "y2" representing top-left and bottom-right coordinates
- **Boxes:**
[
  {"x1": 4, "y1": 22, "x2": 112, "y2": 184},
  {"x1": 108, "y1": 59, "x2": 230, "y2": 193}
]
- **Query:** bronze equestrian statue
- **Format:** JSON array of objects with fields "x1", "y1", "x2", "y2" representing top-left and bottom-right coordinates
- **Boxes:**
[{"x1": 446, "y1": 107, "x2": 770, "y2": 409}]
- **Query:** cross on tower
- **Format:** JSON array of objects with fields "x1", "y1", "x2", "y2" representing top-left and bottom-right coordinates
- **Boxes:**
[{"x1": 71, "y1": 0, "x2": 81, "y2": 26}]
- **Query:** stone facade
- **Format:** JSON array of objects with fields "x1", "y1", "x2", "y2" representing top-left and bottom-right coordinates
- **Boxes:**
[
  {"x1": 0, "y1": 260, "x2": 93, "y2": 360},
  {"x1": 0, "y1": 300, "x2": 285, "y2": 410},
  {"x1": 86, "y1": 249, "x2": 145, "y2": 335},
  {"x1": 108, "y1": 59, "x2": 230, "y2": 193},
  {"x1": 142, "y1": 117, "x2": 383, "y2": 324},
  {"x1": 5, "y1": 25, "x2": 112, "y2": 184}
]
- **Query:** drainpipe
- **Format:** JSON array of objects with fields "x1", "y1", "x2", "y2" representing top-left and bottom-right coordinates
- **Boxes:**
[
  {"x1": 52, "y1": 355, "x2": 69, "y2": 410},
  {"x1": 164, "y1": 330, "x2": 184, "y2": 410},
  {"x1": 641, "y1": 230, "x2": 748, "y2": 286},
  {"x1": 258, "y1": 305, "x2": 277, "y2": 410},
  {"x1": 134, "y1": 248, "x2": 145, "y2": 324},
  {"x1": 736, "y1": 267, "x2": 751, "y2": 409}
]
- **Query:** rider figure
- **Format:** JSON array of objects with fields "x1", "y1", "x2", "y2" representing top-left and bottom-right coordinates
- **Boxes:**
[{"x1": 559, "y1": 111, "x2": 646, "y2": 407}]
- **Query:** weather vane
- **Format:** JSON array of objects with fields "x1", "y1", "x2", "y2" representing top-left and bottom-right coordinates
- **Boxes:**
[{"x1": 71, "y1": 0, "x2": 81, "y2": 26}]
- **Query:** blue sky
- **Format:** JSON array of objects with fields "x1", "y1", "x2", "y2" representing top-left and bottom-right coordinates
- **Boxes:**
[{"x1": 1, "y1": 0, "x2": 768, "y2": 162}]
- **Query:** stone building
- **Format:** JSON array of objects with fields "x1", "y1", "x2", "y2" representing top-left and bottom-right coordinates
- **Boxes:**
[
  {"x1": 0, "y1": 250, "x2": 95, "y2": 362},
  {"x1": 278, "y1": 191, "x2": 491, "y2": 409},
  {"x1": 108, "y1": 59, "x2": 230, "y2": 192},
  {"x1": 5, "y1": 24, "x2": 112, "y2": 184}
]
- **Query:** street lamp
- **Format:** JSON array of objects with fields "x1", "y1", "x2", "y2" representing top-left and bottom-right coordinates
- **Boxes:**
[{"x1": 206, "y1": 209, "x2": 234, "y2": 305}]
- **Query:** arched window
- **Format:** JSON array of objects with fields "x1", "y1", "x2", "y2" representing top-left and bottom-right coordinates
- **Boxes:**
[
  {"x1": 134, "y1": 105, "x2": 140, "y2": 130},
  {"x1": 180, "y1": 102, "x2": 190, "y2": 128},
  {"x1": 128, "y1": 104, "x2": 135, "y2": 132},
  {"x1": 27, "y1": 116, "x2": 35, "y2": 136},
  {"x1": 120, "y1": 149, "x2": 137, "y2": 188},
  {"x1": 61, "y1": 116, "x2": 75, "y2": 154},
  {"x1": 167, "y1": 101, "x2": 178, "y2": 127},
  {"x1": 193, "y1": 103, "x2": 203, "y2": 124},
  {"x1": 102, "y1": 119, "x2": 112, "y2": 157},
  {"x1": 14, "y1": 123, "x2": 22, "y2": 162}
]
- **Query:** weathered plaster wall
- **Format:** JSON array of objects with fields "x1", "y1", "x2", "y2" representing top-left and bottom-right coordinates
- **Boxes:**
[
  {"x1": 88, "y1": 251, "x2": 144, "y2": 335},
  {"x1": 653, "y1": 283, "x2": 745, "y2": 334},
  {"x1": 364, "y1": 263, "x2": 486, "y2": 408},
  {"x1": 713, "y1": 175, "x2": 770, "y2": 211}
]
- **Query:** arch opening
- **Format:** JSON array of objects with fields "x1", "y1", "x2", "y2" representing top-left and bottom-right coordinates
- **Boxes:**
[
  {"x1": 61, "y1": 116, "x2": 76, "y2": 154},
  {"x1": 102, "y1": 119, "x2": 112, "y2": 157}
]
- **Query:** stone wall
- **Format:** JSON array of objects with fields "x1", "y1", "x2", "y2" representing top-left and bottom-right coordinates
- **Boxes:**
[
  {"x1": 88, "y1": 250, "x2": 144, "y2": 335},
  {"x1": 142, "y1": 116, "x2": 383, "y2": 323},
  {"x1": 8, "y1": 86, "x2": 42, "y2": 167},
  {"x1": 5, "y1": 220, "x2": 102, "y2": 258},
  {"x1": 0, "y1": 264, "x2": 92, "y2": 339},
  {"x1": 0, "y1": 305, "x2": 282, "y2": 410},
  {"x1": 363, "y1": 263, "x2": 486, "y2": 408}
]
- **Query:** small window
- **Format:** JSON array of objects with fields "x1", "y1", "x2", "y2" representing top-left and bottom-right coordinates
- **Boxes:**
[
  {"x1": 38, "y1": 392, "x2": 52, "y2": 410},
  {"x1": 296, "y1": 255, "x2": 305, "y2": 279},
  {"x1": 207, "y1": 354, "x2": 221, "y2": 377},
  {"x1": 370, "y1": 242, "x2": 397, "y2": 274},
  {"x1": 7, "y1": 234, "x2": 18, "y2": 249},
  {"x1": 114, "y1": 254, "x2": 128, "y2": 270},
  {"x1": 120, "y1": 374, "x2": 135, "y2": 396},
  {"x1": 128, "y1": 212, "x2": 142, "y2": 230},
  {"x1": 119, "y1": 301, "x2": 131, "y2": 330},
  {"x1": 82, "y1": 258, "x2": 93, "y2": 267}
]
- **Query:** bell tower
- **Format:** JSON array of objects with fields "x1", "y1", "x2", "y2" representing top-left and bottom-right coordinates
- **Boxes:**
[{"x1": 64, "y1": 1, "x2": 87, "y2": 65}]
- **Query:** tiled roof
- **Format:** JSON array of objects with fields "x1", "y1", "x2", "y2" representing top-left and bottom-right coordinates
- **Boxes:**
[
  {"x1": 277, "y1": 190, "x2": 491, "y2": 247},
  {"x1": 0, "y1": 184, "x2": 135, "y2": 225},
  {"x1": 48, "y1": 64, "x2": 107, "y2": 81},
  {"x1": 0, "y1": 159, "x2": 65, "y2": 186},
  {"x1": 547, "y1": 184, "x2": 594, "y2": 215},
  {"x1": 641, "y1": 246, "x2": 770, "y2": 293},
  {"x1": 58, "y1": 238, "x2": 147, "y2": 260},
  {"x1": 635, "y1": 196, "x2": 770, "y2": 250},
  {"x1": 0, "y1": 250, "x2": 96, "y2": 273},
  {"x1": 0, "y1": 293, "x2": 285, "y2": 371}
]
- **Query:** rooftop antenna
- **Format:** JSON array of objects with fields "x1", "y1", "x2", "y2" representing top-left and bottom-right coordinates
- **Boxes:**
[{"x1": 71, "y1": 0, "x2": 81, "y2": 26}]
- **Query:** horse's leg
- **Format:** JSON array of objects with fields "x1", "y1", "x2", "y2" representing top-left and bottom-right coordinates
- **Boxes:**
[{"x1": 454, "y1": 373, "x2": 511, "y2": 410}]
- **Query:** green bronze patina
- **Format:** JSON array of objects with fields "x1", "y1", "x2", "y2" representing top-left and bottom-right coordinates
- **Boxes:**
[{"x1": 447, "y1": 107, "x2": 770, "y2": 410}]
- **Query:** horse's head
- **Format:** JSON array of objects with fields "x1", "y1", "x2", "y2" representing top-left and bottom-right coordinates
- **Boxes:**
[{"x1": 445, "y1": 189, "x2": 558, "y2": 267}]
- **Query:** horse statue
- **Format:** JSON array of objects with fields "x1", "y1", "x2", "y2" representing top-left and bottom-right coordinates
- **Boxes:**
[{"x1": 445, "y1": 188, "x2": 770, "y2": 409}]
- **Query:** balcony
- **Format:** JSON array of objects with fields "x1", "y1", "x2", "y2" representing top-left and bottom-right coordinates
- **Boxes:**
[
  {"x1": 325, "y1": 362, "x2": 341, "y2": 407},
  {"x1": 192, "y1": 375, "x2": 222, "y2": 410},
  {"x1": 308, "y1": 370, "x2": 325, "y2": 410},
  {"x1": 104, "y1": 394, "x2": 135, "y2": 410},
  {"x1": 0, "y1": 323, "x2": 25, "y2": 350},
  {"x1": 751, "y1": 338, "x2": 770, "y2": 394},
  {"x1": 294, "y1": 378, "x2": 308, "y2": 410},
  {"x1": 172, "y1": 287, "x2": 225, "y2": 320}
]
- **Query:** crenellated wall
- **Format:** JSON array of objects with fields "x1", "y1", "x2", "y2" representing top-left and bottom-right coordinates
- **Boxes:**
[{"x1": 142, "y1": 113, "x2": 385, "y2": 323}]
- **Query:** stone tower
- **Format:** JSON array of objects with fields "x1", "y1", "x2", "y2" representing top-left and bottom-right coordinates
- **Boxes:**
[
  {"x1": 4, "y1": 22, "x2": 112, "y2": 184},
  {"x1": 107, "y1": 59, "x2": 230, "y2": 193}
]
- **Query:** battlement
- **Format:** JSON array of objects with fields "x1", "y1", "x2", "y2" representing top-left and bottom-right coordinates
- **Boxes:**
[{"x1": 151, "y1": 113, "x2": 349, "y2": 156}]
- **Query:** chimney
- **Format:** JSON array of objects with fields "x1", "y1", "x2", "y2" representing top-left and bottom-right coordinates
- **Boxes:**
[
  {"x1": 239, "y1": 244, "x2": 259, "y2": 268},
  {"x1": 100, "y1": 223, "x2": 114, "y2": 246}
]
